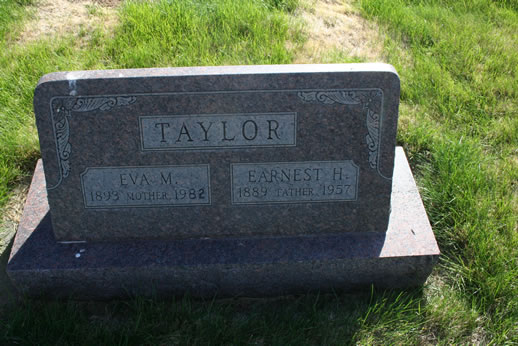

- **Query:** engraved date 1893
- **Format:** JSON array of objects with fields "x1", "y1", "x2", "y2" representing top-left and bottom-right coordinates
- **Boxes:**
[
  {"x1": 86, "y1": 187, "x2": 206, "y2": 204},
  {"x1": 81, "y1": 165, "x2": 210, "y2": 208}
]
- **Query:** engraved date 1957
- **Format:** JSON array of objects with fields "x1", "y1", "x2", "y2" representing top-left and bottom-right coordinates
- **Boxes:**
[
  {"x1": 231, "y1": 161, "x2": 359, "y2": 204},
  {"x1": 236, "y1": 183, "x2": 352, "y2": 199}
]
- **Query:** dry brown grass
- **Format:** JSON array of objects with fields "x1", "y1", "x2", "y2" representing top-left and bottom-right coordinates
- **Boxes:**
[
  {"x1": 1, "y1": 181, "x2": 30, "y2": 248},
  {"x1": 0, "y1": 181, "x2": 31, "y2": 307},
  {"x1": 294, "y1": 0, "x2": 385, "y2": 63},
  {"x1": 1, "y1": 184, "x2": 28, "y2": 226},
  {"x1": 20, "y1": 0, "x2": 384, "y2": 63},
  {"x1": 19, "y1": 0, "x2": 120, "y2": 43}
]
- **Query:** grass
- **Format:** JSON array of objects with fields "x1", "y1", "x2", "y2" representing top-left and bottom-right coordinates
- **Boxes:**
[
  {"x1": 355, "y1": 0, "x2": 518, "y2": 342},
  {"x1": 0, "y1": 0, "x2": 303, "y2": 206},
  {"x1": 106, "y1": 0, "x2": 301, "y2": 67},
  {"x1": 0, "y1": 0, "x2": 39, "y2": 205},
  {"x1": 3, "y1": 290, "x2": 429, "y2": 345},
  {"x1": 1, "y1": 0, "x2": 517, "y2": 344}
]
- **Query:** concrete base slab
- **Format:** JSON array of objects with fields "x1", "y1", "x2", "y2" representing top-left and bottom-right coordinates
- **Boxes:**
[{"x1": 7, "y1": 147, "x2": 439, "y2": 299}]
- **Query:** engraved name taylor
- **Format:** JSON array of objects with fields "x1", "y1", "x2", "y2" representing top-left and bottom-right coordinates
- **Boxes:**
[{"x1": 140, "y1": 113, "x2": 296, "y2": 150}]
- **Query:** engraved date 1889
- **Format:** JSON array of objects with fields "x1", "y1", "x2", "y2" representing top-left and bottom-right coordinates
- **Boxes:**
[
  {"x1": 231, "y1": 161, "x2": 359, "y2": 204},
  {"x1": 236, "y1": 183, "x2": 352, "y2": 200}
]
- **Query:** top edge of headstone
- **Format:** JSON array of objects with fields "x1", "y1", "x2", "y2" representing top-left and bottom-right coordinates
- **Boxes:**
[{"x1": 36, "y1": 63, "x2": 399, "y2": 87}]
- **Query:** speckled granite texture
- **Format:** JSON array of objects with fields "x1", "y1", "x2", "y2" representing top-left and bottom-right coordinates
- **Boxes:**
[
  {"x1": 7, "y1": 147, "x2": 439, "y2": 299},
  {"x1": 34, "y1": 64, "x2": 400, "y2": 241}
]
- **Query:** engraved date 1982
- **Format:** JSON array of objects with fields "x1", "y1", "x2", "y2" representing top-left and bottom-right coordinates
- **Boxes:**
[
  {"x1": 87, "y1": 188, "x2": 207, "y2": 203},
  {"x1": 81, "y1": 165, "x2": 210, "y2": 208}
]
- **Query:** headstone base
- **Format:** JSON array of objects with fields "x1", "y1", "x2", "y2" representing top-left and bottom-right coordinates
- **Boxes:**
[{"x1": 7, "y1": 147, "x2": 439, "y2": 299}]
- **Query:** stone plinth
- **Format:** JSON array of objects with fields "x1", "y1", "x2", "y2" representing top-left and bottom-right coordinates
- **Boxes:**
[{"x1": 7, "y1": 147, "x2": 439, "y2": 299}]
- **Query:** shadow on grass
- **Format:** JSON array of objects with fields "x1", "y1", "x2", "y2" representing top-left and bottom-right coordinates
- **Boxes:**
[
  {"x1": 0, "y1": 232, "x2": 19, "y2": 311},
  {"x1": 0, "y1": 286, "x2": 426, "y2": 345}
]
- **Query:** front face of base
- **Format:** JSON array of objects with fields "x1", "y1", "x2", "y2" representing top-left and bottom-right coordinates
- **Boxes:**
[
  {"x1": 7, "y1": 148, "x2": 439, "y2": 299},
  {"x1": 34, "y1": 65, "x2": 400, "y2": 241}
]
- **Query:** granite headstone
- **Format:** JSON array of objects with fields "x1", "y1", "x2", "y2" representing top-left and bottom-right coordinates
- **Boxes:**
[
  {"x1": 7, "y1": 64, "x2": 439, "y2": 299},
  {"x1": 33, "y1": 64, "x2": 399, "y2": 241}
]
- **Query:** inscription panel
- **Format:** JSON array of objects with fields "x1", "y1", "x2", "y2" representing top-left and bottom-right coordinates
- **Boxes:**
[
  {"x1": 140, "y1": 112, "x2": 297, "y2": 150},
  {"x1": 231, "y1": 161, "x2": 359, "y2": 204},
  {"x1": 81, "y1": 165, "x2": 210, "y2": 208}
]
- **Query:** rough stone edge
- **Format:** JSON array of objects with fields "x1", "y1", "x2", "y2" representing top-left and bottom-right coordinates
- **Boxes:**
[
  {"x1": 7, "y1": 147, "x2": 439, "y2": 299},
  {"x1": 36, "y1": 63, "x2": 399, "y2": 87}
]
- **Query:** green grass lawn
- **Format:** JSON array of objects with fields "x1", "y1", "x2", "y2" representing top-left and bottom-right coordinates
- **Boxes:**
[
  {"x1": 1, "y1": 0, "x2": 517, "y2": 344},
  {"x1": 0, "y1": 0, "x2": 303, "y2": 206}
]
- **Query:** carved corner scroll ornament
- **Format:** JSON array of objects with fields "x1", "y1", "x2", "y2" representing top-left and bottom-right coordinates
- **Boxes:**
[
  {"x1": 48, "y1": 96, "x2": 137, "y2": 190},
  {"x1": 298, "y1": 89, "x2": 389, "y2": 179}
]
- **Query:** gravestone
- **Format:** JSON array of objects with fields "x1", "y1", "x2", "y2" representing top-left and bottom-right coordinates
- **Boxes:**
[
  {"x1": 31, "y1": 64, "x2": 397, "y2": 241},
  {"x1": 7, "y1": 64, "x2": 439, "y2": 299}
]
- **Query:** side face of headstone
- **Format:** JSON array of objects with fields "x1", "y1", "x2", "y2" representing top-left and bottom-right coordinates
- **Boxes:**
[{"x1": 33, "y1": 64, "x2": 400, "y2": 241}]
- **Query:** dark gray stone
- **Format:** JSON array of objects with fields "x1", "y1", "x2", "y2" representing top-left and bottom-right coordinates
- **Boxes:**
[
  {"x1": 34, "y1": 64, "x2": 400, "y2": 241},
  {"x1": 7, "y1": 148, "x2": 440, "y2": 299}
]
